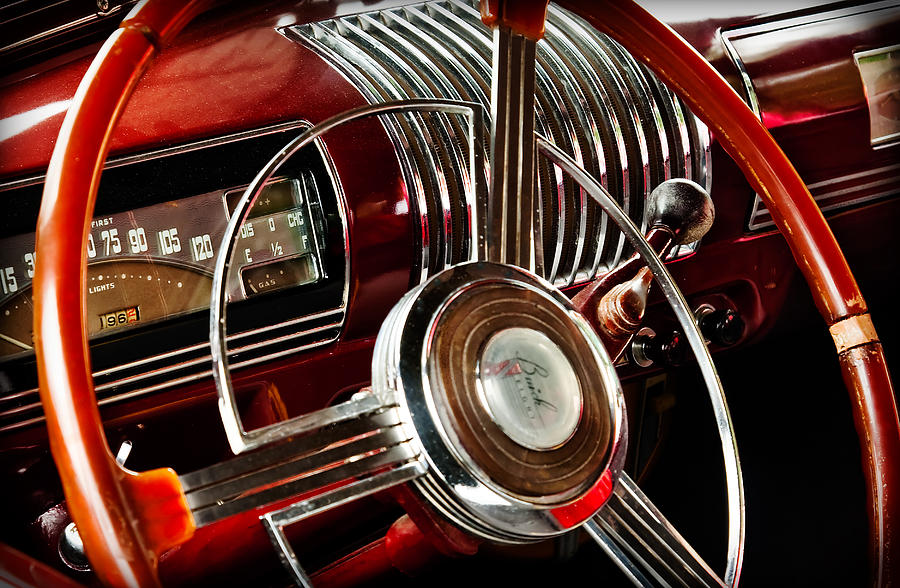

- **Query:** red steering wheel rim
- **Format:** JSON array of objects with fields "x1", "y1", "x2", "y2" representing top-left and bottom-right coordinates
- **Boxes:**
[{"x1": 33, "y1": 0, "x2": 899, "y2": 586}]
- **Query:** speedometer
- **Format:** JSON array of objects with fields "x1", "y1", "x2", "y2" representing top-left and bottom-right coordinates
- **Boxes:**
[
  {"x1": 0, "y1": 176, "x2": 326, "y2": 359},
  {"x1": 0, "y1": 261, "x2": 212, "y2": 355}
]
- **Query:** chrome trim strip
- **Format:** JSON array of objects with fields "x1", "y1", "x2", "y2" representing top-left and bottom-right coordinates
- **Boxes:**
[
  {"x1": 750, "y1": 185, "x2": 900, "y2": 231},
  {"x1": 381, "y1": 6, "x2": 489, "y2": 260},
  {"x1": 650, "y1": 70, "x2": 692, "y2": 181},
  {"x1": 0, "y1": 318, "x2": 343, "y2": 418},
  {"x1": 538, "y1": 137, "x2": 744, "y2": 587},
  {"x1": 810, "y1": 174, "x2": 900, "y2": 203},
  {"x1": 354, "y1": 12, "x2": 470, "y2": 269},
  {"x1": 536, "y1": 30, "x2": 592, "y2": 285},
  {"x1": 604, "y1": 38, "x2": 671, "y2": 188},
  {"x1": 719, "y1": 31, "x2": 762, "y2": 119},
  {"x1": 545, "y1": 10, "x2": 627, "y2": 278},
  {"x1": 262, "y1": 460, "x2": 427, "y2": 588},
  {"x1": 694, "y1": 115, "x2": 712, "y2": 196},
  {"x1": 0, "y1": 119, "x2": 314, "y2": 192},
  {"x1": 0, "y1": 332, "x2": 30, "y2": 351},
  {"x1": 808, "y1": 162, "x2": 900, "y2": 189},
  {"x1": 283, "y1": 23, "x2": 430, "y2": 284},
  {"x1": 310, "y1": 19, "x2": 442, "y2": 277},
  {"x1": 590, "y1": 37, "x2": 652, "y2": 240},
  {"x1": 0, "y1": 330, "x2": 342, "y2": 433},
  {"x1": 0, "y1": 2, "x2": 137, "y2": 56},
  {"x1": 110, "y1": 323, "x2": 342, "y2": 390},
  {"x1": 749, "y1": 162, "x2": 900, "y2": 230},
  {"x1": 95, "y1": 308, "x2": 345, "y2": 378},
  {"x1": 550, "y1": 8, "x2": 644, "y2": 271}
]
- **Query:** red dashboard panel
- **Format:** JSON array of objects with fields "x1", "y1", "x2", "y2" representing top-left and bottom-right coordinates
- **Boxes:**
[
  {"x1": 722, "y1": 3, "x2": 900, "y2": 230},
  {"x1": 0, "y1": 1, "x2": 898, "y2": 585}
]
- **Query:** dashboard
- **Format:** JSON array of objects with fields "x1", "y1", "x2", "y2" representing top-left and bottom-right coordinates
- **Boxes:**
[
  {"x1": 0, "y1": 0, "x2": 898, "y2": 586},
  {"x1": 0, "y1": 122, "x2": 349, "y2": 434}
]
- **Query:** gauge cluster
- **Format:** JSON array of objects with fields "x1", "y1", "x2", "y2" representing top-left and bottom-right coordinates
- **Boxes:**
[
  {"x1": 0, "y1": 175, "x2": 327, "y2": 358},
  {"x1": 0, "y1": 122, "x2": 348, "y2": 431}
]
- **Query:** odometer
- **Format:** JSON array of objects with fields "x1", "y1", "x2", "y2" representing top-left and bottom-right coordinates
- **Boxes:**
[{"x1": 85, "y1": 261, "x2": 212, "y2": 334}]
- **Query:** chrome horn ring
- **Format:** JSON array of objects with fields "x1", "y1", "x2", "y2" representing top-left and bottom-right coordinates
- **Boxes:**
[{"x1": 372, "y1": 260, "x2": 626, "y2": 542}]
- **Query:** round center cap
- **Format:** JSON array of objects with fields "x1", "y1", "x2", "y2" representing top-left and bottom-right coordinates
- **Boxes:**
[{"x1": 477, "y1": 328, "x2": 583, "y2": 451}]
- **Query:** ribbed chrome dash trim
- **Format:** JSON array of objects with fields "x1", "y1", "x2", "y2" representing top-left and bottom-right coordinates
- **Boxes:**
[{"x1": 286, "y1": 0, "x2": 712, "y2": 285}]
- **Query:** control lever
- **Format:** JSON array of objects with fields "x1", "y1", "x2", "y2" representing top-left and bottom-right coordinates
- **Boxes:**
[
  {"x1": 573, "y1": 179, "x2": 714, "y2": 360},
  {"x1": 631, "y1": 328, "x2": 687, "y2": 368}
]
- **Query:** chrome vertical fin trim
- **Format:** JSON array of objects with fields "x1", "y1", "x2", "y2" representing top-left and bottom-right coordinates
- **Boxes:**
[
  {"x1": 285, "y1": 1, "x2": 711, "y2": 285},
  {"x1": 337, "y1": 15, "x2": 460, "y2": 271},
  {"x1": 289, "y1": 22, "x2": 433, "y2": 283}
]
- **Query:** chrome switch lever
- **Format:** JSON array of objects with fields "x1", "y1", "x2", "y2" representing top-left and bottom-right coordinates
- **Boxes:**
[
  {"x1": 115, "y1": 439, "x2": 132, "y2": 466},
  {"x1": 487, "y1": 25, "x2": 540, "y2": 273}
]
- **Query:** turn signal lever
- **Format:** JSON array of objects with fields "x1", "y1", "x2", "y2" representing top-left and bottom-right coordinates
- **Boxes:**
[{"x1": 572, "y1": 178, "x2": 714, "y2": 361}]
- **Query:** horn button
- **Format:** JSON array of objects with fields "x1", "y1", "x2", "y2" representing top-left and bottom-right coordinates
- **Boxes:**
[
  {"x1": 374, "y1": 262, "x2": 624, "y2": 541},
  {"x1": 478, "y1": 327, "x2": 583, "y2": 452}
]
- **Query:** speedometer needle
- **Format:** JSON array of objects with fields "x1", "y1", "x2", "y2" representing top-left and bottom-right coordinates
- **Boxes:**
[{"x1": 0, "y1": 332, "x2": 32, "y2": 351}]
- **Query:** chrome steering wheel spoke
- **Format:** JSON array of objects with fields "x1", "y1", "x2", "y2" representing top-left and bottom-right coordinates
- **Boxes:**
[
  {"x1": 538, "y1": 137, "x2": 744, "y2": 586},
  {"x1": 262, "y1": 460, "x2": 426, "y2": 587},
  {"x1": 178, "y1": 389, "x2": 427, "y2": 585},
  {"x1": 178, "y1": 391, "x2": 423, "y2": 527},
  {"x1": 488, "y1": 24, "x2": 539, "y2": 271},
  {"x1": 587, "y1": 473, "x2": 724, "y2": 588}
]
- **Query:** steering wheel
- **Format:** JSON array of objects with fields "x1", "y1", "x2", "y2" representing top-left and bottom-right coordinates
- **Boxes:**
[{"x1": 33, "y1": 0, "x2": 899, "y2": 586}]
